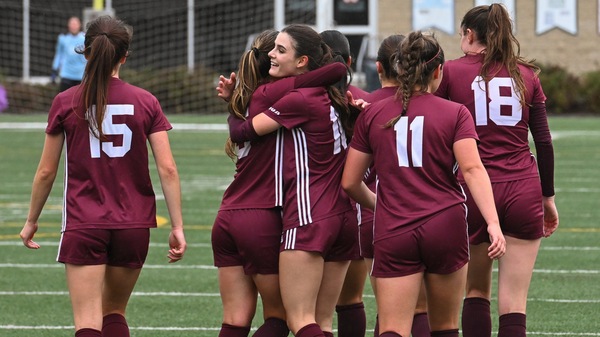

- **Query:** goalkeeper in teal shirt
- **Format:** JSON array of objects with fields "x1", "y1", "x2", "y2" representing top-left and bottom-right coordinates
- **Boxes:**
[{"x1": 51, "y1": 16, "x2": 87, "y2": 92}]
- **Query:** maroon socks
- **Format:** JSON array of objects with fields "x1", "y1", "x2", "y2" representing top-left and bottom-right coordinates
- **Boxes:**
[
  {"x1": 378, "y1": 331, "x2": 402, "y2": 337},
  {"x1": 430, "y1": 329, "x2": 459, "y2": 337},
  {"x1": 102, "y1": 313, "x2": 129, "y2": 337},
  {"x1": 498, "y1": 313, "x2": 526, "y2": 337},
  {"x1": 461, "y1": 297, "x2": 491, "y2": 337},
  {"x1": 411, "y1": 313, "x2": 430, "y2": 337},
  {"x1": 219, "y1": 323, "x2": 252, "y2": 337},
  {"x1": 75, "y1": 328, "x2": 102, "y2": 337},
  {"x1": 296, "y1": 323, "x2": 325, "y2": 337},
  {"x1": 253, "y1": 317, "x2": 289, "y2": 337},
  {"x1": 336, "y1": 302, "x2": 366, "y2": 337}
]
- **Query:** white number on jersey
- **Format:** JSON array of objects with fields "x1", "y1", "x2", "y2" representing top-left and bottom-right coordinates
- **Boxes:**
[
  {"x1": 471, "y1": 76, "x2": 522, "y2": 126},
  {"x1": 89, "y1": 104, "x2": 134, "y2": 158},
  {"x1": 394, "y1": 116, "x2": 424, "y2": 167}
]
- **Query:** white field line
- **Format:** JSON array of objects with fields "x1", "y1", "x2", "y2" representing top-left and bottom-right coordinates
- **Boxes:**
[
  {"x1": 0, "y1": 291, "x2": 598, "y2": 304},
  {"x1": 0, "y1": 262, "x2": 598, "y2": 274},
  {"x1": 0, "y1": 241, "x2": 211, "y2": 248},
  {"x1": 0, "y1": 325, "x2": 599, "y2": 336},
  {"x1": 0, "y1": 241, "x2": 597, "y2": 251},
  {"x1": 0, "y1": 122, "x2": 227, "y2": 131},
  {"x1": 3, "y1": 123, "x2": 600, "y2": 138}
]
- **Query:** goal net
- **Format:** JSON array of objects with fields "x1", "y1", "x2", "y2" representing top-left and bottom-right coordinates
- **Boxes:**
[{"x1": 0, "y1": 0, "x2": 315, "y2": 115}]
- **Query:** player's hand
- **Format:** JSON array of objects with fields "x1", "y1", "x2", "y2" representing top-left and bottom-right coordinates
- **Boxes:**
[
  {"x1": 20, "y1": 221, "x2": 41, "y2": 249},
  {"x1": 542, "y1": 196, "x2": 559, "y2": 237},
  {"x1": 167, "y1": 227, "x2": 186, "y2": 263},
  {"x1": 216, "y1": 72, "x2": 236, "y2": 102},
  {"x1": 346, "y1": 90, "x2": 370, "y2": 111},
  {"x1": 487, "y1": 224, "x2": 506, "y2": 259}
]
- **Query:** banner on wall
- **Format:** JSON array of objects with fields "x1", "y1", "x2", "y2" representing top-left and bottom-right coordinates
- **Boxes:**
[
  {"x1": 412, "y1": 0, "x2": 454, "y2": 34},
  {"x1": 536, "y1": 0, "x2": 577, "y2": 35}
]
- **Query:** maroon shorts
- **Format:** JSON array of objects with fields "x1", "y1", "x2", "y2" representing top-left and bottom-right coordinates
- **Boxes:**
[
  {"x1": 359, "y1": 219, "x2": 374, "y2": 259},
  {"x1": 281, "y1": 210, "x2": 358, "y2": 262},
  {"x1": 463, "y1": 177, "x2": 544, "y2": 245},
  {"x1": 371, "y1": 204, "x2": 469, "y2": 278},
  {"x1": 57, "y1": 228, "x2": 150, "y2": 269},
  {"x1": 212, "y1": 208, "x2": 282, "y2": 275}
]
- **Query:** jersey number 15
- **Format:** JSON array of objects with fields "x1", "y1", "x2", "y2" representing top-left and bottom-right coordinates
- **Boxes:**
[{"x1": 89, "y1": 104, "x2": 134, "y2": 158}]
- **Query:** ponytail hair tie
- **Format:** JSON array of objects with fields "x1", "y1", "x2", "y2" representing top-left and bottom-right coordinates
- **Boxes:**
[{"x1": 252, "y1": 47, "x2": 260, "y2": 57}]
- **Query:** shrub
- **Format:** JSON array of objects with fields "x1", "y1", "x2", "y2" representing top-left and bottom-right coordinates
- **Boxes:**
[
  {"x1": 537, "y1": 64, "x2": 583, "y2": 114},
  {"x1": 580, "y1": 70, "x2": 600, "y2": 114},
  {"x1": 1, "y1": 64, "x2": 228, "y2": 115}
]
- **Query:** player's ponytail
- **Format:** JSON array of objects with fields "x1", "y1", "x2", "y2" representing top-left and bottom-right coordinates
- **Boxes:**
[
  {"x1": 226, "y1": 29, "x2": 277, "y2": 159},
  {"x1": 77, "y1": 16, "x2": 132, "y2": 140},
  {"x1": 386, "y1": 31, "x2": 444, "y2": 127}
]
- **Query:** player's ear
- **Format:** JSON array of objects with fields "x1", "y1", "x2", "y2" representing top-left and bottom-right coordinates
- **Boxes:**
[
  {"x1": 376, "y1": 61, "x2": 384, "y2": 75},
  {"x1": 296, "y1": 55, "x2": 309, "y2": 68}
]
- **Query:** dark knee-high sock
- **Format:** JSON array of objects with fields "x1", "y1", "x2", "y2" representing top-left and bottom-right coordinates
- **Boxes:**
[
  {"x1": 296, "y1": 323, "x2": 325, "y2": 337},
  {"x1": 379, "y1": 331, "x2": 402, "y2": 337},
  {"x1": 461, "y1": 297, "x2": 491, "y2": 337},
  {"x1": 336, "y1": 302, "x2": 366, "y2": 337},
  {"x1": 430, "y1": 329, "x2": 459, "y2": 337},
  {"x1": 373, "y1": 314, "x2": 379, "y2": 337},
  {"x1": 75, "y1": 328, "x2": 102, "y2": 337},
  {"x1": 253, "y1": 317, "x2": 289, "y2": 337},
  {"x1": 218, "y1": 323, "x2": 251, "y2": 337},
  {"x1": 498, "y1": 313, "x2": 526, "y2": 337},
  {"x1": 102, "y1": 313, "x2": 129, "y2": 337},
  {"x1": 410, "y1": 313, "x2": 430, "y2": 337}
]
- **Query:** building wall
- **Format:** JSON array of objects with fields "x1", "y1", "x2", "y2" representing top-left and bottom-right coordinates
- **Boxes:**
[{"x1": 377, "y1": 0, "x2": 600, "y2": 76}]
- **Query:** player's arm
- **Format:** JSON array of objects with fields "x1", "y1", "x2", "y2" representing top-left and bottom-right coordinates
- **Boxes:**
[
  {"x1": 228, "y1": 112, "x2": 280, "y2": 143},
  {"x1": 454, "y1": 137, "x2": 505, "y2": 259},
  {"x1": 229, "y1": 91, "x2": 308, "y2": 142},
  {"x1": 148, "y1": 131, "x2": 187, "y2": 263},
  {"x1": 20, "y1": 132, "x2": 64, "y2": 249},
  {"x1": 341, "y1": 148, "x2": 375, "y2": 209},
  {"x1": 529, "y1": 100, "x2": 559, "y2": 236}
]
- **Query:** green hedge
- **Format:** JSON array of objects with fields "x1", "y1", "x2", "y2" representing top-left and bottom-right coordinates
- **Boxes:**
[
  {"x1": 1, "y1": 64, "x2": 599, "y2": 115},
  {"x1": 0, "y1": 64, "x2": 227, "y2": 115}
]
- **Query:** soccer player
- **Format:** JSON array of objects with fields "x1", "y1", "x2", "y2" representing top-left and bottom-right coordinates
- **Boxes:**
[
  {"x1": 434, "y1": 4, "x2": 559, "y2": 337},
  {"x1": 228, "y1": 24, "x2": 357, "y2": 337},
  {"x1": 361, "y1": 33, "x2": 430, "y2": 337},
  {"x1": 19, "y1": 16, "x2": 186, "y2": 337},
  {"x1": 341, "y1": 31, "x2": 506, "y2": 337},
  {"x1": 213, "y1": 29, "x2": 347, "y2": 337},
  {"x1": 51, "y1": 16, "x2": 87, "y2": 92},
  {"x1": 319, "y1": 29, "x2": 368, "y2": 337}
]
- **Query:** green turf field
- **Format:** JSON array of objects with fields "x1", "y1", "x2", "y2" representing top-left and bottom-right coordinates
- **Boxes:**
[{"x1": 0, "y1": 113, "x2": 598, "y2": 336}]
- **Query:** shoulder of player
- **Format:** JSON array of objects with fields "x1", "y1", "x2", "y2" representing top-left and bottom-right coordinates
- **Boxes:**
[{"x1": 114, "y1": 80, "x2": 160, "y2": 103}]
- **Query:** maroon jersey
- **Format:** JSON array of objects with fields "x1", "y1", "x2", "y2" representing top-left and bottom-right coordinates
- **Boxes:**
[
  {"x1": 348, "y1": 84, "x2": 368, "y2": 100},
  {"x1": 46, "y1": 78, "x2": 172, "y2": 231},
  {"x1": 221, "y1": 63, "x2": 347, "y2": 210},
  {"x1": 266, "y1": 87, "x2": 352, "y2": 230},
  {"x1": 435, "y1": 53, "x2": 550, "y2": 184},
  {"x1": 350, "y1": 93, "x2": 478, "y2": 242},
  {"x1": 355, "y1": 86, "x2": 400, "y2": 225}
]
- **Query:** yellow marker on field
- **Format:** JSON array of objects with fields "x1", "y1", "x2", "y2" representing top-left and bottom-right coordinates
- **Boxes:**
[{"x1": 156, "y1": 215, "x2": 169, "y2": 227}]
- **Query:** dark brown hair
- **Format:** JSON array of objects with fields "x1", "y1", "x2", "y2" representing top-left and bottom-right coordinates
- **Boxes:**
[
  {"x1": 225, "y1": 29, "x2": 278, "y2": 159},
  {"x1": 377, "y1": 34, "x2": 405, "y2": 81},
  {"x1": 461, "y1": 3, "x2": 539, "y2": 107},
  {"x1": 282, "y1": 24, "x2": 352, "y2": 137},
  {"x1": 386, "y1": 31, "x2": 444, "y2": 127},
  {"x1": 77, "y1": 15, "x2": 132, "y2": 140}
]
